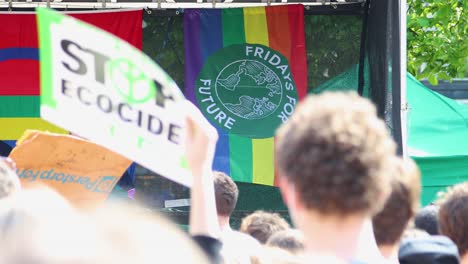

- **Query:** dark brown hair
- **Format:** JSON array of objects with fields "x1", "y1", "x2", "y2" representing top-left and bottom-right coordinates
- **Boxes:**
[
  {"x1": 276, "y1": 92, "x2": 396, "y2": 216},
  {"x1": 213, "y1": 171, "x2": 238, "y2": 217},
  {"x1": 266, "y1": 229, "x2": 305, "y2": 253},
  {"x1": 373, "y1": 157, "x2": 422, "y2": 245},
  {"x1": 437, "y1": 182, "x2": 468, "y2": 255}
]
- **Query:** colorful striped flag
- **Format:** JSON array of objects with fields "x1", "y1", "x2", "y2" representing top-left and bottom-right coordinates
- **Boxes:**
[
  {"x1": 0, "y1": 10, "x2": 142, "y2": 155},
  {"x1": 184, "y1": 5, "x2": 307, "y2": 186}
]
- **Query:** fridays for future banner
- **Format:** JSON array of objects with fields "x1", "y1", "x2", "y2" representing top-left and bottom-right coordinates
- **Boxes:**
[
  {"x1": 184, "y1": 6, "x2": 307, "y2": 186},
  {"x1": 37, "y1": 8, "x2": 191, "y2": 186}
]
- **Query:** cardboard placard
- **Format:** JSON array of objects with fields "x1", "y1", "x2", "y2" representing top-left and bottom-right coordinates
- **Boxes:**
[{"x1": 9, "y1": 130, "x2": 132, "y2": 208}]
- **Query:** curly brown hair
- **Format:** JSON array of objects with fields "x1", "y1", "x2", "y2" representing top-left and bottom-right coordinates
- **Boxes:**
[
  {"x1": 373, "y1": 157, "x2": 422, "y2": 245},
  {"x1": 240, "y1": 211, "x2": 290, "y2": 244},
  {"x1": 213, "y1": 171, "x2": 239, "y2": 217},
  {"x1": 437, "y1": 182, "x2": 468, "y2": 255},
  {"x1": 276, "y1": 92, "x2": 396, "y2": 216}
]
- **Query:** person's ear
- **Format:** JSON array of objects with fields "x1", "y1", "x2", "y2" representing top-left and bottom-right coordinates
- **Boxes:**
[{"x1": 278, "y1": 176, "x2": 299, "y2": 211}]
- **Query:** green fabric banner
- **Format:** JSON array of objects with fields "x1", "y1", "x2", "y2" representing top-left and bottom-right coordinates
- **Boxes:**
[
  {"x1": 413, "y1": 156, "x2": 468, "y2": 205},
  {"x1": 407, "y1": 73, "x2": 468, "y2": 205},
  {"x1": 314, "y1": 68, "x2": 468, "y2": 206},
  {"x1": 407, "y1": 73, "x2": 468, "y2": 157}
]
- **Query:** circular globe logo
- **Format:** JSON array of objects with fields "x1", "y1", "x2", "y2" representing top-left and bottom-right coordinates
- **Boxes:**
[
  {"x1": 196, "y1": 44, "x2": 299, "y2": 138},
  {"x1": 215, "y1": 59, "x2": 283, "y2": 120}
]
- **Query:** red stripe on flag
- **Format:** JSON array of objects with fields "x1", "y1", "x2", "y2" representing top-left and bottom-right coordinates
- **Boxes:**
[
  {"x1": 0, "y1": 14, "x2": 37, "y2": 48},
  {"x1": 0, "y1": 11, "x2": 142, "y2": 49},
  {"x1": 0, "y1": 10, "x2": 142, "y2": 96},
  {"x1": 73, "y1": 11, "x2": 143, "y2": 49},
  {"x1": 0, "y1": 60, "x2": 40, "y2": 96},
  {"x1": 266, "y1": 6, "x2": 292, "y2": 188},
  {"x1": 288, "y1": 5, "x2": 308, "y2": 100},
  {"x1": 266, "y1": 6, "x2": 291, "y2": 60},
  {"x1": 267, "y1": 5, "x2": 307, "y2": 187}
]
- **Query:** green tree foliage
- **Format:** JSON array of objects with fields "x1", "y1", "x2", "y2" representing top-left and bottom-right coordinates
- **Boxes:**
[
  {"x1": 305, "y1": 15, "x2": 362, "y2": 90},
  {"x1": 407, "y1": 0, "x2": 468, "y2": 85},
  {"x1": 142, "y1": 13, "x2": 185, "y2": 91}
]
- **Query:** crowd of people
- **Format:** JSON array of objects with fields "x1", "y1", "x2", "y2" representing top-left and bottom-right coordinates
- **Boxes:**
[{"x1": 0, "y1": 91, "x2": 467, "y2": 263}]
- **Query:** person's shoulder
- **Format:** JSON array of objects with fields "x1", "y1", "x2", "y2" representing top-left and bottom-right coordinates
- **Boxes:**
[
  {"x1": 220, "y1": 230, "x2": 261, "y2": 264},
  {"x1": 399, "y1": 236, "x2": 460, "y2": 263},
  {"x1": 222, "y1": 230, "x2": 260, "y2": 247},
  {"x1": 192, "y1": 235, "x2": 223, "y2": 264}
]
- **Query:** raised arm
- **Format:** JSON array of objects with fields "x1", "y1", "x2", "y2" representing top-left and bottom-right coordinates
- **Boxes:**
[{"x1": 183, "y1": 100, "x2": 220, "y2": 238}]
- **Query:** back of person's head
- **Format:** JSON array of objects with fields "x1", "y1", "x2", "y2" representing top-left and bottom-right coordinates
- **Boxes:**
[
  {"x1": 91, "y1": 202, "x2": 210, "y2": 264},
  {"x1": 0, "y1": 188, "x2": 209, "y2": 264},
  {"x1": 415, "y1": 204, "x2": 440, "y2": 235},
  {"x1": 266, "y1": 229, "x2": 305, "y2": 254},
  {"x1": 373, "y1": 157, "x2": 422, "y2": 246},
  {"x1": 214, "y1": 171, "x2": 239, "y2": 217},
  {"x1": 276, "y1": 92, "x2": 396, "y2": 217},
  {"x1": 240, "y1": 210, "x2": 290, "y2": 244},
  {"x1": 399, "y1": 236, "x2": 460, "y2": 264},
  {"x1": 0, "y1": 157, "x2": 20, "y2": 200},
  {"x1": 0, "y1": 188, "x2": 104, "y2": 264},
  {"x1": 437, "y1": 182, "x2": 468, "y2": 257}
]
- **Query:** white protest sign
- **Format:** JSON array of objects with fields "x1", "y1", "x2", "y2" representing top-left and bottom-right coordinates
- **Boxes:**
[{"x1": 37, "y1": 8, "x2": 191, "y2": 186}]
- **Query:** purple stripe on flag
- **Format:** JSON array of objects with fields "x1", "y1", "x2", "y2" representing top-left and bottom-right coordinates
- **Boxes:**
[
  {"x1": 0, "y1": 140, "x2": 14, "y2": 157},
  {"x1": 3, "y1": 141, "x2": 16, "y2": 148},
  {"x1": 198, "y1": 9, "x2": 231, "y2": 176},
  {"x1": 199, "y1": 10, "x2": 223, "y2": 62},
  {"x1": 184, "y1": 10, "x2": 202, "y2": 104}
]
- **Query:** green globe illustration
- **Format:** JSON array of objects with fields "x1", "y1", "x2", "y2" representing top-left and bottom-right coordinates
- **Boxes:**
[{"x1": 215, "y1": 60, "x2": 283, "y2": 120}]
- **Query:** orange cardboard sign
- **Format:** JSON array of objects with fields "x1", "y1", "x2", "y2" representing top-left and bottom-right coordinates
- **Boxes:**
[{"x1": 9, "y1": 130, "x2": 132, "y2": 209}]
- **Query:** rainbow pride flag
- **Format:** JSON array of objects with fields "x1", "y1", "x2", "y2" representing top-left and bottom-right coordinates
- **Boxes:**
[
  {"x1": 0, "y1": 11, "x2": 142, "y2": 155},
  {"x1": 184, "y1": 5, "x2": 307, "y2": 186},
  {"x1": 0, "y1": 14, "x2": 66, "y2": 152}
]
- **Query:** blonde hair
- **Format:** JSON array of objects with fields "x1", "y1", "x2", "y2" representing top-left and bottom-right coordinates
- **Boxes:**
[
  {"x1": 90, "y1": 202, "x2": 210, "y2": 264},
  {"x1": 0, "y1": 189, "x2": 209, "y2": 264},
  {"x1": 240, "y1": 211, "x2": 290, "y2": 244}
]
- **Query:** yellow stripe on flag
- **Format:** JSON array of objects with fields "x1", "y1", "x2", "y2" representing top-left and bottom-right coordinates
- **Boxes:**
[
  {"x1": 0, "y1": 118, "x2": 67, "y2": 140},
  {"x1": 243, "y1": 7, "x2": 269, "y2": 46},
  {"x1": 243, "y1": 7, "x2": 274, "y2": 185},
  {"x1": 252, "y1": 137, "x2": 275, "y2": 185}
]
